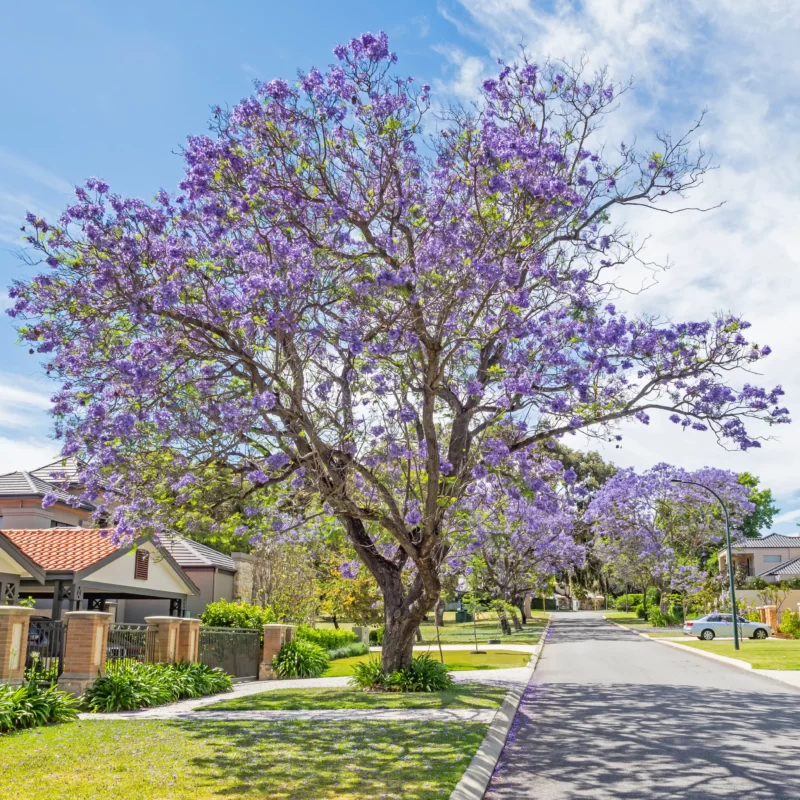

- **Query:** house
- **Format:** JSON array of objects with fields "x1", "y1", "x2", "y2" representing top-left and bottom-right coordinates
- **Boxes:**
[
  {"x1": 0, "y1": 459, "x2": 256, "y2": 620},
  {"x1": 718, "y1": 533, "x2": 800, "y2": 582},
  {"x1": 0, "y1": 527, "x2": 199, "y2": 619}
]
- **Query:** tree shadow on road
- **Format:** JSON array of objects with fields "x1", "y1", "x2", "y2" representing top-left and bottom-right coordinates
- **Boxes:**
[{"x1": 486, "y1": 682, "x2": 800, "y2": 799}]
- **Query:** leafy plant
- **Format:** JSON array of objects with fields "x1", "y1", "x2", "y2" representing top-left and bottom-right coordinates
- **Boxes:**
[
  {"x1": 272, "y1": 639, "x2": 329, "y2": 678},
  {"x1": 646, "y1": 607, "x2": 671, "y2": 627},
  {"x1": 326, "y1": 642, "x2": 369, "y2": 661},
  {"x1": 295, "y1": 625, "x2": 358, "y2": 650},
  {"x1": 199, "y1": 599, "x2": 275, "y2": 630},
  {"x1": 349, "y1": 655, "x2": 454, "y2": 693},
  {"x1": 369, "y1": 625, "x2": 385, "y2": 645},
  {"x1": 390, "y1": 655, "x2": 453, "y2": 693},
  {"x1": 779, "y1": 610, "x2": 800, "y2": 639},
  {"x1": 83, "y1": 662, "x2": 232, "y2": 712},
  {"x1": 0, "y1": 681, "x2": 78, "y2": 734},
  {"x1": 350, "y1": 657, "x2": 390, "y2": 690},
  {"x1": 634, "y1": 603, "x2": 646, "y2": 619}
]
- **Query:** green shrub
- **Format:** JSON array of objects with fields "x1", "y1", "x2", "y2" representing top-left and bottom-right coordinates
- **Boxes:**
[
  {"x1": 296, "y1": 625, "x2": 358, "y2": 650},
  {"x1": 369, "y1": 625, "x2": 385, "y2": 645},
  {"x1": 646, "y1": 587, "x2": 661, "y2": 607},
  {"x1": 350, "y1": 657, "x2": 389, "y2": 690},
  {"x1": 634, "y1": 603, "x2": 646, "y2": 619},
  {"x1": 0, "y1": 682, "x2": 78, "y2": 734},
  {"x1": 349, "y1": 654, "x2": 454, "y2": 693},
  {"x1": 327, "y1": 642, "x2": 369, "y2": 660},
  {"x1": 83, "y1": 662, "x2": 232, "y2": 712},
  {"x1": 647, "y1": 607, "x2": 671, "y2": 627},
  {"x1": 200, "y1": 599, "x2": 275, "y2": 629},
  {"x1": 272, "y1": 639, "x2": 329, "y2": 678},
  {"x1": 391, "y1": 655, "x2": 453, "y2": 692},
  {"x1": 779, "y1": 610, "x2": 800, "y2": 639}
]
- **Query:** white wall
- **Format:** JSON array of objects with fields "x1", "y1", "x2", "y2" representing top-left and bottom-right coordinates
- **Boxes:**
[{"x1": 85, "y1": 542, "x2": 190, "y2": 595}]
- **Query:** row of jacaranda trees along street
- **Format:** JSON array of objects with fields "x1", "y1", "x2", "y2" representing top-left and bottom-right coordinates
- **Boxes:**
[{"x1": 8, "y1": 30, "x2": 790, "y2": 677}]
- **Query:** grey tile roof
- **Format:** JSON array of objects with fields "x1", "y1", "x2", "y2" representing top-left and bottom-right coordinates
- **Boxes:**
[
  {"x1": 732, "y1": 533, "x2": 800, "y2": 549},
  {"x1": 159, "y1": 535, "x2": 236, "y2": 572},
  {"x1": 29, "y1": 457, "x2": 84, "y2": 485},
  {"x1": 757, "y1": 556, "x2": 800, "y2": 577},
  {"x1": 0, "y1": 471, "x2": 95, "y2": 511}
]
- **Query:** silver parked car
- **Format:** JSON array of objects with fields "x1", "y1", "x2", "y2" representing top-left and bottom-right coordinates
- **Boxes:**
[{"x1": 683, "y1": 613, "x2": 771, "y2": 640}]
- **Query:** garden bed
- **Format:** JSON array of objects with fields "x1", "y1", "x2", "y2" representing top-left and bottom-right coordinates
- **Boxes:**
[
  {"x1": 197, "y1": 682, "x2": 508, "y2": 711},
  {"x1": 0, "y1": 719, "x2": 487, "y2": 800}
]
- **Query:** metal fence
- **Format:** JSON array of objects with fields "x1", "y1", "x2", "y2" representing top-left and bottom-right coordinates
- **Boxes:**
[
  {"x1": 26, "y1": 620, "x2": 65, "y2": 681},
  {"x1": 106, "y1": 623, "x2": 158, "y2": 670},
  {"x1": 199, "y1": 626, "x2": 260, "y2": 681}
]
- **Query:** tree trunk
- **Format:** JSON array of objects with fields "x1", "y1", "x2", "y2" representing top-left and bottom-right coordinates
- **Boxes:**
[
  {"x1": 331, "y1": 614, "x2": 339, "y2": 630},
  {"x1": 415, "y1": 626, "x2": 422, "y2": 643},
  {"x1": 434, "y1": 598, "x2": 445, "y2": 628}
]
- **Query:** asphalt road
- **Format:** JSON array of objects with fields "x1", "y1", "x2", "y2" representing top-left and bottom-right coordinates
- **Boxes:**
[{"x1": 485, "y1": 612, "x2": 800, "y2": 799}]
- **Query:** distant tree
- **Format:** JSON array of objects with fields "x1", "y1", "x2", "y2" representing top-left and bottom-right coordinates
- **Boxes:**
[{"x1": 737, "y1": 472, "x2": 779, "y2": 538}]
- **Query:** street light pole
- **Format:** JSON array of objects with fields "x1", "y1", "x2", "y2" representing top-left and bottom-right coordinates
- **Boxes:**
[{"x1": 671, "y1": 478, "x2": 740, "y2": 650}]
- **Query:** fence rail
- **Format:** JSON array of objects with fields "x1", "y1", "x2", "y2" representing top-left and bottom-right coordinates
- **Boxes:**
[
  {"x1": 106, "y1": 623, "x2": 158, "y2": 669},
  {"x1": 26, "y1": 619, "x2": 65, "y2": 681},
  {"x1": 199, "y1": 626, "x2": 260, "y2": 680}
]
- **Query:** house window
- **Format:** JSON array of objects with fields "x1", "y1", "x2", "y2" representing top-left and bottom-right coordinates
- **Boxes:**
[
  {"x1": 134, "y1": 550, "x2": 150, "y2": 580},
  {"x1": 51, "y1": 521, "x2": 76, "y2": 528},
  {"x1": 763, "y1": 555, "x2": 783, "y2": 563}
]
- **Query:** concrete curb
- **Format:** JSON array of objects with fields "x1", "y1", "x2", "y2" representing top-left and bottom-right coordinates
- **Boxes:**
[{"x1": 448, "y1": 615, "x2": 551, "y2": 800}]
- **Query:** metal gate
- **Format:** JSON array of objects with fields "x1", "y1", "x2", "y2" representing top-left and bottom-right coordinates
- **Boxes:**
[
  {"x1": 26, "y1": 620, "x2": 65, "y2": 681},
  {"x1": 199, "y1": 627, "x2": 260, "y2": 680},
  {"x1": 106, "y1": 623, "x2": 158, "y2": 670}
]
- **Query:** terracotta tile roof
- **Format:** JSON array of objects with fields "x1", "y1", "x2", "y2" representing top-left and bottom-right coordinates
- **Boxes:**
[{"x1": 1, "y1": 528, "x2": 118, "y2": 572}]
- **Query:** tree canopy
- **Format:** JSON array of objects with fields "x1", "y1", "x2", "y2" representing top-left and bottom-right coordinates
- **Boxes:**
[{"x1": 9, "y1": 32, "x2": 788, "y2": 669}]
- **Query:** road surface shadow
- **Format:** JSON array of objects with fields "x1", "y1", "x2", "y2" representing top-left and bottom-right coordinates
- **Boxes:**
[{"x1": 486, "y1": 682, "x2": 800, "y2": 799}]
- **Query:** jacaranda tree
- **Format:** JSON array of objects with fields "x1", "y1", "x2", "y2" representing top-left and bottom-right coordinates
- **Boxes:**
[
  {"x1": 9, "y1": 32, "x2": 789, "y2": 671},
  {"x1": 586, "y1": 464, "x2": 754, "y2": 608}
]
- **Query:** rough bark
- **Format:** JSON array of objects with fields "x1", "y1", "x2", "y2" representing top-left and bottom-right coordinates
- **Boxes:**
[{"x1": 434, "y1": 598, "x2": 445, "y2": 628}]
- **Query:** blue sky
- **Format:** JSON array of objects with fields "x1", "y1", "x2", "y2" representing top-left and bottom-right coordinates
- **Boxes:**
[{"x1": 2, "y1": 1, "x2": 800, "y2": 533}]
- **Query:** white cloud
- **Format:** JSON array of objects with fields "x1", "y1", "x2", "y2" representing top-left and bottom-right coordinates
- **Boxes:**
[
  {"x1": 0, "y1": 374, "x2": 52, "y2": 430},
  {"x1": 0, "y1": 150, "x2": 73, "y2": 195},
  {"x1": 437, "y1": 0, "x2": 800, "y2": 521},
  {"x1": 0, "y1": 436, "x2": 58, "y2": 475}
]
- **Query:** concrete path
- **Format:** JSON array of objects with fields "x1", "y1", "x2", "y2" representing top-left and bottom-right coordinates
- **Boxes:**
[
  {"x1": 485, "y1": 612, "x2": 800, "y2": 800},
  {"x1": 78, "y1": 665, "x2": 531, "y2": 721}
]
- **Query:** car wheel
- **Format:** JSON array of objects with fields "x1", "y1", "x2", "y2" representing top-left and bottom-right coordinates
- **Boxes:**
[
  {"x1": 752, "y1": 628, "x2": 768, "y2": 640},
  {"x1": 700, "y1": 629, "x2": 715, "y2": 641}
]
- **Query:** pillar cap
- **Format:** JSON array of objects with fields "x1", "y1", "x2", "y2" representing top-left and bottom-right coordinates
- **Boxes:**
[
  {"x1": 178, "y1": 618, "x2": 202, "y2": 624},
  {"x1": 0, "y1": 606, "x2": 38, "y2": 617},
  {"x1": 63, "y1": 611, "x2": 112, "y2": 619},
  {"x1": 144, "y1": 616, "x2": 183, "y2": 623},
  {"x1": 263, "y1": 623, "x2": 296, "y2": 629}
]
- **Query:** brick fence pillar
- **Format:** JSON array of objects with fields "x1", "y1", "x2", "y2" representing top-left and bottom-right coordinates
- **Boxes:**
[
  {"x1": 259, "y1": 624, "x2": 296, "y2": 680},
  {"x1": 756, "y1": 606, "x2": 767, "y2": 624},
  {"x1": 145, "y1": 616, "x2": 182, "y2": 664},
  {"x1": 177, "y1": 618, "x2": 201, "y2": 663},
  {"x1": 58, "y1": 611, "x2": 112, "y2": 695},
  {"x1": 0, "y1": 606, "x2": 37, "y2": 685},
  {"x1": 764, "y1": 605, "x2": 778, "y2": 631}
]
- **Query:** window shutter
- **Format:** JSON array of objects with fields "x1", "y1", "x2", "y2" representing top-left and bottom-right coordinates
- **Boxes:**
[{"x1": 134, "y1": 549, "x2": 149, "y2": 580}]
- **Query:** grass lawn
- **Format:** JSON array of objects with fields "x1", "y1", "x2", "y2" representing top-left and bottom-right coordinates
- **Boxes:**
[
  {"x1": 605, "y1": 612, "x2": 650, "y2": 626},
  {"x1": 324, "y1": 649, "x2": 531, "y2": 677},
  {"x1": 0, "y1": 719, "x2": 487, "y2": 800},
  {"x1": 198, "y1": 682, "x2": 508, "y2": 712},
  {"x1": 677, "y1": 638, "x2": 800, "y2": 670},
  {"x1": 418, "y1": 612, "x2": 547, "y2": 645}
]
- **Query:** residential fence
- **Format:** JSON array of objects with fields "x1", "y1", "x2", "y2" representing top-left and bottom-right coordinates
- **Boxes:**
[
  {"x1": 26, "y1": 619, "x2": 65, "y2": 681},
  {"x1": 199, "y1": 626, "x2": 261, "y2": 681},
  {"x1": 106, "y1": 623, "x2": 158, "y2": 670}
]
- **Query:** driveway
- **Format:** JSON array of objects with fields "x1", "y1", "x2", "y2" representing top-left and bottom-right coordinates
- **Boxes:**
[{"x1": 485, "y1": 612, "x2": 800, "y2": 799}]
